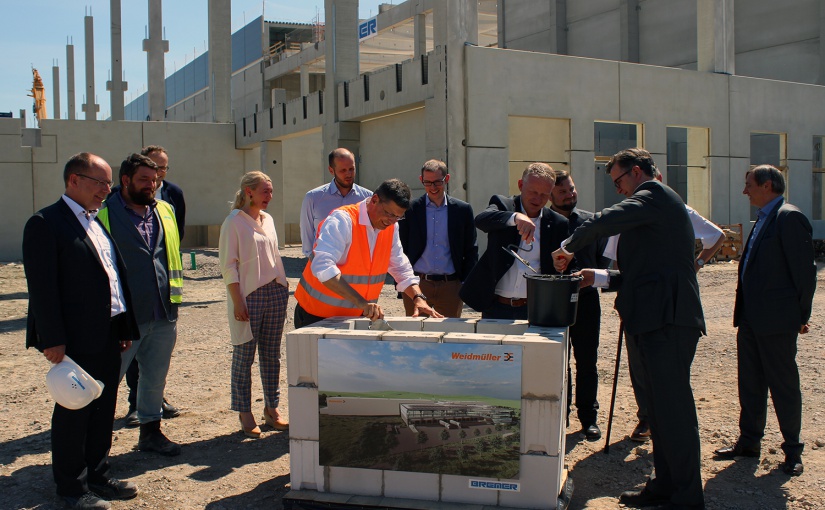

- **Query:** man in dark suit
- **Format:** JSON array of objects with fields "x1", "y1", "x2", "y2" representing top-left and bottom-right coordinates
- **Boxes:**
[
  {"x1": 554, "y1": 148, "x2": 705, "y2": 510},
  {"x1": 23, "y1": 153, "x2": 141, "y2": 509},
  {"x1": 460, "y1": 163, "x2": 569, "y2": 319},
  {"x1": 121, "y1": 145, "x2": 184, "y2": 426},
  {"x1": 549, "y1": 170, "x2": 610, "y2": 441},
  {"x1": 714, "y1": 165, "x2": 816, "y2": 477},
  {"x1": 399, "y1": 160, "x2": 478, "y2": 317}
]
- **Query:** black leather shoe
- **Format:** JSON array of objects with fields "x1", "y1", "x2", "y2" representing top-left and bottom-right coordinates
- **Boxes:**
[
  {"x1": 618, "y1": 487, "x2": 670, "y2": 507},
  {"x1": 124, "y1": 408, "x2": 139, "y2": 428},
  {"x1": 630, "y1": 420, "x2": 651, "y2": 442},
  {"x1": 88, "y1": 478, "x2": 138, "y2": 500},
  {"x1": 713, "y1": 442, "x2": 760, "y2": 459},
  {"x1": 161, "y1": 398, "x2": 181, "y2": 419},
  {"x1": 780, "y1": 457, "x2": 803, "y2": 476},
  {"x1": 583, "y1": 423, "x2": 602, "y2": 441}
]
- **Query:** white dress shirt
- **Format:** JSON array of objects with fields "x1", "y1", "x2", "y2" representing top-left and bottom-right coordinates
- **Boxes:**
[{"x1": 494, "y1": 211, "x2": 542, "y2": 299}]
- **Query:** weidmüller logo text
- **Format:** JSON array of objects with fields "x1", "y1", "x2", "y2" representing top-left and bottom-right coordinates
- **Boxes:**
[{"x1": 451, "y1": 351, "x2": 515, "y2": 361}]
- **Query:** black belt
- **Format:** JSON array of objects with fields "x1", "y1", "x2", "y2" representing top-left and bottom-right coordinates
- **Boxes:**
[{"x1": 415, "y1": 272, "x2": 458, "y2": 281}]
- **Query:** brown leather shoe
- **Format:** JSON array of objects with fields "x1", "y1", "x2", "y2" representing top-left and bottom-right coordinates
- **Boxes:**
[
  {"x1": 630, "y1": 420, "x2": 651, "y2": 442},
  {"x1": 239, "y1": 414, "x2": 261, "y2": 439},
  {"x1": 713, "y1": 442, "x2": 760, "y2": 459},
  {"x1": 264, "y1": 407, "x2": 289, "y2": 431}
]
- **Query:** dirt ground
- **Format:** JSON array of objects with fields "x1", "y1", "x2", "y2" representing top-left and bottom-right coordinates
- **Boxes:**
[{"x1": 1, "y1": 246, "x2": 823, "y2": 510}]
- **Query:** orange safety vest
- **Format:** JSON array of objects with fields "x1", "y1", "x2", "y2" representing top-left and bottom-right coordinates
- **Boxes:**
[{"x1": 295, "y1": 203, "x2": 393, "y2": 317}]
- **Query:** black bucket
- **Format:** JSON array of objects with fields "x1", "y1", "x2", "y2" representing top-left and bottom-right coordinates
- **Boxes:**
[{"x1": 523, "y1": 274, "x2": 582, "y2": 327}]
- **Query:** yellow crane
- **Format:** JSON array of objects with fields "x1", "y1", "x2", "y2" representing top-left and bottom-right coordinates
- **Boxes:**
[{"x1": 28, "y1": 68, "x2": 48, "y2": 125}]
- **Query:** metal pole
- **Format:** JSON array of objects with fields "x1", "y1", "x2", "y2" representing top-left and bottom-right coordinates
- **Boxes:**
[{"x1": 603, "y1": 322, "x2": 624, "y2": 454}]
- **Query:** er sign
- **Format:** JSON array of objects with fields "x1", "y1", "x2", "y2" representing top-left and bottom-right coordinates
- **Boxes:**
[{"x1": 359, "y1": 16, "x2": 377, "y2": 41}]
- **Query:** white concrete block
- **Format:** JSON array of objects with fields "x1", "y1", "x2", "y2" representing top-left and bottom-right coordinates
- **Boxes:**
[
  {"x1": 499, "y1": 454, "x2": 561, "y2": 509},
  {"x1": 311, "y1": 317, "x2": 355, "y2": 330},
  {"x1": 286, "y1": 327, "x2": 327, "y2": 387},
  {"x1": 524, "y1": 325, "x2": 567, "y2": 342},
  {"x1": 421, "y1": 317, "x2": 478, "y2": 333},
  {"x1": 521, "y1": 398, "x2": 563, "y2": 456},
  {"x1": 383, "y1": 470, "x2": 439, "y2": 500},
  {"x1": 384, "y1": 316, "x2": 424, "y2": 331},
  {"x1": 322, "y1": 330, "x2": 385, "y2": 341},
  {"x1": 288, "y1": 386, "x2": 319, "y2": 440},
  {"x1": 350, "y1": 317, "x2": 372, "y2": 330},
  {"x1": 476, "y1": 319, "x2": 529, "y2": 335},
  {"x1": 503, "y1": 336, "x2": 566, "y2": 399},
  {"x1": 328, "y1": 466, "x2": 383, "y2": 497},
  {"x1": 440, "y1": 474, "x2": 498, "y2": 505},
  {"x1": 289, "y1": 439, "x2": 324, "y2": 491},
  {"x1": 442, "y1": 332, "x2": 504, "y2": 345},
  {"x1": 380, "y1": 331, "x2": 444, "y2": 343}
]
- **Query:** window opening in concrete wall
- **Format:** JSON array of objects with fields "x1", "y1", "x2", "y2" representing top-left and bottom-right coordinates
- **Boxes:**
[
  {"x1": 813, "y1": 136, "x2": 825, "y2": 220},
  {"x1": 594, "y1": 121, "x2": 641, "y2": 210},
  {"x1": 750, "y1": 132, "x2": 787, "y2": 219},
  {"x1": 667, "y1": 127, "x2": 711, "y2": 218},
  {"x1": 507, "y1": 117, "x2": 570, "y2": 195}
]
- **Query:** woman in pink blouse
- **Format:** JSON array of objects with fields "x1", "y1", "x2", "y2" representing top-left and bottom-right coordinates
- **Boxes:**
[{"x1": 219, "y1": 171, "x2": 289, "y2": 438}]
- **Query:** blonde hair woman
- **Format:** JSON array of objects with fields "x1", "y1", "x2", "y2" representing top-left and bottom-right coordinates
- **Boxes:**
[{"x1": 219, "y1": 171, "x2": 289, "y2": 438}]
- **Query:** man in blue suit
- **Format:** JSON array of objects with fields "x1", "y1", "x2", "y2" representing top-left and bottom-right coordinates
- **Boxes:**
[
  {"x1": 399, "y1": 160, "x2": 478, "y2": 317},
  {"x1": 714, "y1": 165, "x2": 816, "y2": 477}
]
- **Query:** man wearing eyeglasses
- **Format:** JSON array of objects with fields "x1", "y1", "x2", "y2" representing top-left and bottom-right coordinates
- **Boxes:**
[
  {"x1": 459, "y1": 163, "x2": 569, "y2": 319},
  {"x1": 553, "y1": 148, "x2": 705, "y2": 510},
  {"x1": 300, "y1": 148, "x2": 373, "y2": 258},
  {"x1": 23, "y1": 153, "x2": 141, "y2": 508},
  {"x1": 398, "y1": 160, "x2": 478, "y2": 317},
  {"x1": 295, "y1": 178, "x2": 443, "y2": 328}
]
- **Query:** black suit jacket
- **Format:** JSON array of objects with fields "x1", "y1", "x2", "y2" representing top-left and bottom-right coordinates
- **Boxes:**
[
  {"x1": 398, "y1": 194, "x2": 478, "y2": 281},
  {"x1": 459, "y1": 194, "x2": 569, "y2": 313},
  {"x1": 159, "y1": 180, "x2": 186, "y2": 240},
  {"x1": 566, "y1": 180, "x2": 705, "y2": 336},
  {"x1": 22, "y1": 199, "x2": 140, "y2": 354},
  {"x1": 734, "y1": 200, "x2": 816, "y2": 334},
  {"x1": 565, "y1": 208, "x2": 611, "y2": 297}
]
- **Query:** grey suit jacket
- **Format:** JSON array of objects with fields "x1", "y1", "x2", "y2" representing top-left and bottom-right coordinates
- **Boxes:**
[
  {"x1": 566, "y1": 180, "x2": 705, "y2": 336},
  {"x1": 100, "y1": 197, "x2": 178, "y2": 324},
  {"x1": 734, "y1": 200, "x2": 816, "y2": 334}
]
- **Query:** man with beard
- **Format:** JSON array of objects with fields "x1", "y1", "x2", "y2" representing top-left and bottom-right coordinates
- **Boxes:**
[
  {"x1": 300, "y1": 148, "x2": 373, "y2": 257},
  {"x1": 97, "y1": 153, "x2": 183, "y2": 456},
  {"x1": 549, "y1": 170, "x2": 610, "y2": 440}
]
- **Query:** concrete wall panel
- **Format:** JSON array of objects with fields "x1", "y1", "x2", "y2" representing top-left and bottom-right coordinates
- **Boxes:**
[
  {"x1": 639, "y1": 0, "x2": 696, "y2": 67},
  {"x1": 359, "y1": 107, "x2": 426, "y2": 191},
  {"x1": 567, "y1": 9, "x2": 621, "y2": 61}
]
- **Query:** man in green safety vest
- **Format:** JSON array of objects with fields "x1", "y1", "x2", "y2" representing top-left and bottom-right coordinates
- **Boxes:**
[{"x1": 98, "y1": 153, "x2": 183, "y2": 456}]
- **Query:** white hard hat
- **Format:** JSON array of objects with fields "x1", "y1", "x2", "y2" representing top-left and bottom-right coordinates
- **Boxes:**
[{"x1": 45, "y1": 355, "x2": 105, "y2": 410}]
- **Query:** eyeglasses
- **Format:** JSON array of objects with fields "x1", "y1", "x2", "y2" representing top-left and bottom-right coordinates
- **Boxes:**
[
  {"x1": 77, "y1": 174, "x2": 114, "y2": 188},
  {"x1": 422, "y1": 178, "x2": 446, "y2": 187},
  {"x1": 379, "y1": 202, "x2": 405, "y2": 222},
  {"x1": 612, "y1": 169, "x2": 632, "y2": 189}
]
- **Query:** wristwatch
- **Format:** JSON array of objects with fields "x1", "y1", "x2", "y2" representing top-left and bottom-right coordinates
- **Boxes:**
[
  {"x1": 696, "y1": 258, "x2": 705, "y2": 268},
  {"x1": 413, "y1": 293, "x2": 428, "y2": 302}
]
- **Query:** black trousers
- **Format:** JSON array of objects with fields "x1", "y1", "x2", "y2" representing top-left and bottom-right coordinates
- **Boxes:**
[
  {"x1": 566, "y1": 290, "x2": 601, "y2": 426},
  {"x1": 636, "y1": 324, "x2": 703, "y2": 508},
  {"x1": 294, "y1": 303, "x2": 325, "y2": 329},
  {"x1": 125, "y1": 357, "x2": 139, "y2": 408},
  {"x1": 52, "y1": 342, "x2": 121, "y2": 497},
  {"x1": 626, "y1": 332, "x2": 648, "y2": 422},
  {"x1": 736, "y1": 321, "x2": 803, "y2": 457}
]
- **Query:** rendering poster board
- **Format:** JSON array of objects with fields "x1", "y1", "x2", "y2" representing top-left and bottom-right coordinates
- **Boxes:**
[{"x1": 318, "y1": 338, "x2": 523, "y2": 478}]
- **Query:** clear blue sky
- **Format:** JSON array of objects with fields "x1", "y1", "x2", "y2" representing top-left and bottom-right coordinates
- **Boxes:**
[{"x1": 1, "y1": 1, "x2": 385, "y2": 126}]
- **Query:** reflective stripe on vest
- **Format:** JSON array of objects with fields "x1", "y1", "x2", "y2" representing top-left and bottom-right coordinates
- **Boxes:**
[
  {"x1": 295, "y1": 203, "x2": 393, "y2": 317},
  {"x1": 97, "y1": 199, "x2": 183, "y2": 304}
]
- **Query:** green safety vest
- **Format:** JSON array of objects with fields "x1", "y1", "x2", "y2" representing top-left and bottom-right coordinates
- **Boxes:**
[{"x1": 97, "y1": 200, "x2": 183, "y2": 304}]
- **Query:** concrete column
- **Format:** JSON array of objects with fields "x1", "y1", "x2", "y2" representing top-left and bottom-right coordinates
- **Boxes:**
[
  {"x1": 143, "y1": 0, "x2": 169, "y2": 121},
  {"x1": 414, "y1": 13, "x2": 427, "y2": 57},
  {"x1": 52, "y1": 64, "x2": 61, "y2": 119},
  {"x1": 431, "y1": 0, "x2": 478, "y2": 201},
  {"x1": 107, "y1": 0, "x2": 128, "y2": 121},
  {"x1": 260, "y1": 140, "x2": 285, "y2": 247},
  {"x1": 322, "y1": 0, "x2": 360, "y2": 161},
  {"x1": 620, "y1": 0, "x2": 640, "y2": 63},
  {"x1": 82, "y1": 16, "x2": 100, "y2": 120},
  {"x1": 66, "y1": 44, "x2": 76, "y2": 120},
  {"x1": 300, "y1": 65, "x2": 310, "y2": 96},
  {"x1": 818, "y1": 0, "x2": 825, "y2": 84},
  {"x1": 697, "y1": 0, "x2": 735, "y2": 74},
  {"x1": 209, "y1": 0, "x2": 232, "y2": 123},
  {"x1": 549, "y1": 0, "x2": 568, "y2": 55}
]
